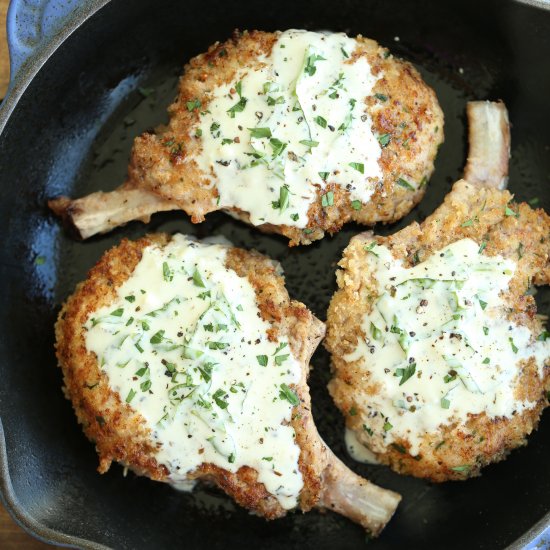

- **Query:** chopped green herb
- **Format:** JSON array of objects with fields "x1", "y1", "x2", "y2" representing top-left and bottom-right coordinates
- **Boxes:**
[
  {"x1": 299, "y1": 139, "x2": 319, "y2": 148},
  {"x1": 111, "y1": 308, "x2": 124, "y2": 317},
  {"x1": 249, "y1": 127, "x2": 272, "y2": 139},
  {"x1": 162, "y1": 262, "x2": 173, "y2": 282},
  {"x1": 378, "y1": 133, "x2": 391, "y2": 147},
  {"x1": 340, "y1": 47, "x2": 349, "y2": 58},
  {"x1": 374, "y1": 93, "x2": 388, "y2": 102},
  {"x1": 228, "y1": 453, "x2": 235, "y2": 463},
  {"x1": 256, "y1": 355, "x2": 268, "y2": 367},
  {"x1": 195, "y1": 128, "x2": 203, "y2": 137},
  {"x1": 279, "y1": 383, "x2": 300, "y2": 406},
  {"x1": 509, "y1": 337, "x2": 518, "y2": 354},
  {"x1": 267, "y1": 95, "x2": 285, "y2": 106},
  {"x1": 273, "y1": 342, "x2": 288, "y2": 355},
  {"x1": 126, "y1": 389, "x2": 137, "y2": 403},
  {"x1": 318, "y1": 171, "x2": 329, "y2": 181},
  {"x1": 150, "y1": 330, "x2": 165, "y2": 344},
  {"x1": 207, "y1": 341, "x2": 229, "y2": 350},
  {"x1": 269, "y1": 137, "x2": 286, "y2": 156},
  {"x1": 505, "y1": 205, "x2": 519, "y2": 217},
  {"x1": 478, "y1": 297, "x2": 488, "y2": 310},
  {"x1": 528, "y1": 197, "x2": 540, "y2": 206},
  {"x1": 134, "y1": 341, "x2": 144, "y2": 354},
  {"x1": 482, "y1": 357, "x2": 490, "y2": 364},
  {"x1": 396, "y1": 177, "x2": 415, "y2": 190},
  {"x1": 351, "y1": 200, "x2": 362, "y2": 211},
  {"x1": 192, "y1": 268, "x2": 205, "y2": 288},
  {"x1": 364, "y1": 242, "x2": 379, "y2": 257},
  {"x1": 441, "y1": 397, "x2": 450, "y2": 409},
  {"x1": 461, "y1": 218, "x2": 475, "y2": 227},
  {"x1": 321, "y1": 191, "x2": 334, "y2": 207},
  {"x1": 383, "y1": 421, "x2": 393, "y2": 432},
  {"x1": 517, "y1": 242, "x2": 524, "y2": 259},
  {"x1": 125, "y1": 295, "x2": 135, "y2": 303},
  {"x1": 537, "y1": 331, "x2": 550, "y2": 341},
  {"x1": 272, "y1": 185, "x2": 290, "y2": 212},
  {"x1": 391, "y1": 443, "x2": 407, "y2": 454},
  {"x1": 451, "y1": 465, "x2": 471, "y2": 473},
  {"x1": 274, "y1": 354, "x2": 290, "y2": 366},
  {"x1": 304, "y1": 54, "x2": 326, "y2": 76},
  {"x1": 348, "y1": 162, "x2": 364, "y2": 174},
  {"x1": 394, "y1": 362, "x2": 416, "y2": 386},
  {"x1": 140, "y1": 379, "x2": 152, "y2": 392},
  {"x1": 235, "y1": 80, "x2": 242, "y2": 97},
  {"x1": 262, "y1": 456, "x2": 273, "y2": 461},
  {"x1": 478, "y1": 241, "x2": 487, "y2": 254},
  {"x1": 363, "y1": 425, "x2": 374, "y2": 436},
  {"x1": 314, "y1": 115, "x2": 327, "y2": 128},
  {"x1": 186, "y1": 99, "x2": 201, "y2": 111},
  {"x1": 227, "y1": 96, "x2": 247, "y2": 118},
  {"x1": 126, "y1": 317, "x2": 134, "y2": 327},
  {"x1": 370, "y1": 322, "x2": 382, "y2": 341},
  {"x1": 213, "y1": 389, "x2": 229, "y2": 409},
  {"x1": 221, "y1": 138, "x2": 234, "y2": 145},
  {"x1": 290, "y1": 213, "x2": 299, "y2": 221},
  {"x1": 34, "y1": 255, "x2": 46, "y2": 266},
  {"x1": 197, "y1": 363, "x2": 214, "y2": 383}
]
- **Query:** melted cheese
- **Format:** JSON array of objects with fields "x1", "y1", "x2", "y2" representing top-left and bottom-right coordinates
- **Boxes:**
[
  {"x1": 194, "y1": 29, "x2": 383, "y2": 228},
  {"x1": 85, "y1": 234, "x2": 303, "y2": 509},
  {"x1": 345, "y1": 238, "x2": 550, "y2": 456}
]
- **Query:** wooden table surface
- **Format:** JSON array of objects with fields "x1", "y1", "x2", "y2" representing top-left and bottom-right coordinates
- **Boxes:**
[{"x1": 0, "y1": 2, "x2": 63, "y2": 548}]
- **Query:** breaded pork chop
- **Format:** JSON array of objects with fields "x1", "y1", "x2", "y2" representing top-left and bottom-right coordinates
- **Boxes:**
[
  {"x1": 55, "y1": 234, "x2": 400, "y2": 534},
  {"x1": 326, "y1": 102, "x2": 550, "y2": 481},
  {"x1": 49, "y1": 29, "x2": 443, "y2": 245}
]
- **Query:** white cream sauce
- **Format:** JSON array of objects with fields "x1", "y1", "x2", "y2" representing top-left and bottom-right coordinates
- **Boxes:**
[
  {"x1": 194, "y1": 29, "x2": 383, "y2": 228},
  {"x1": 346, "y1": 238, "x2": 550, "y2": 456},
  {"x1": 345, "y1": 428, "x2": 380, "y2": 465},
  {"x1": 84, "y1": 234, "x2": 303, "y2": 509}
]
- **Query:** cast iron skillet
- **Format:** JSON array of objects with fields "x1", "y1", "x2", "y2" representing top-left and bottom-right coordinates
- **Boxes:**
[{"x1": 1, "y1": 0, "x2": 549, "y2": 548}]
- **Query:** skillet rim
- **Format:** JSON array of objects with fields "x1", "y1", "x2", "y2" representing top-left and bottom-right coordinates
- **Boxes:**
[{"x1": 0, "y1": 0, "x2": 549, "y2": 547}]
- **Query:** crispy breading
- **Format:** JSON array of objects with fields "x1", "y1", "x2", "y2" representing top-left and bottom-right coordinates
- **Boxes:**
[
  {"x1": 55, "y1": 234, "x2": 328, "y2": 518},
  {"x1": 50, "y1": 30, "x2": 443, "y2": 244},
  {"x1": 326, "y1": 180, "x2": 550, "y2": 481}
]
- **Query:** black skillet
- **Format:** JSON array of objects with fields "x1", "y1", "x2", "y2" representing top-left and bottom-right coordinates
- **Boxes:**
[{"x1": 1, "y1": 0, "x2": 549, "y2": 548}]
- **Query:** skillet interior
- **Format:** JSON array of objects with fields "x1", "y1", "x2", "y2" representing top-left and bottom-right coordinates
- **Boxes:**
[{"x1": 0, "y1": 0, "x2": 549, "y2": 548}]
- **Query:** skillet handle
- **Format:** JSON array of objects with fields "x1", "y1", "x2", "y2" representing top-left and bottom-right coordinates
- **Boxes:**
[{"x1": 6, "y1": 0, "x2": 81, "y2": 90}]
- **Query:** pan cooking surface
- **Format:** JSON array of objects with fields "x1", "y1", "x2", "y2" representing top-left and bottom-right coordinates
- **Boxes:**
[{"x1": 1, "y1": 0, "x2": 549, "y2": 548}]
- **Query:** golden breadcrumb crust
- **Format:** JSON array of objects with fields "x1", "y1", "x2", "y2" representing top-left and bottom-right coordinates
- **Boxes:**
[
  {"x1": 326, "y1": 180, "x2": 550, "y2": 481},
  {"x1": 55, "y1": 234, "x2": 326, "y2": 518},
  {"x1": 128, "y1": 29, "x2": 444, "y2": 245}
]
